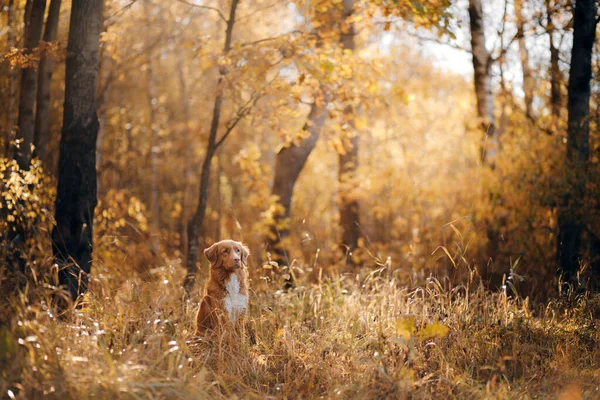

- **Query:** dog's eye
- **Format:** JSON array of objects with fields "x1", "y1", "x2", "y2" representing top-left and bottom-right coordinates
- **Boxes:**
[
  {"x1": 235, "y1": 248, "x2": 241, "y2": 253},
  {"x1": 222, "y1": 249, "x2": 229, "y2": 254}
]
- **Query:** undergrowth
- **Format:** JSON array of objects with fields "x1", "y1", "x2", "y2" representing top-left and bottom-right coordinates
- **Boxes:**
[{"x1": 0, "y1": 259, "x2": 599, "y2": 399}]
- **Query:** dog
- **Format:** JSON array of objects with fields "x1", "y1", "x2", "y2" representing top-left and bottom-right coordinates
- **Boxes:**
[{"x1": 195, "y1": 239, "x2": 250, "y2": 337}]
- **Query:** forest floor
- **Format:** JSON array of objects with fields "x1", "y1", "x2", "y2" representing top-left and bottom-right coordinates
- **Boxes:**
[{"x1": 1, "y1": 263, "x2": 599, "y2": 399}]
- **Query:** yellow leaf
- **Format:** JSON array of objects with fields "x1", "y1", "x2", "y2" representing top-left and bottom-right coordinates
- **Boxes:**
[
  {"x1": 416, "y1": 323, "x2": 449, "y2": 340},
  {"x1": 395, "y1": 317, "x2": 415, "y2": 340}
]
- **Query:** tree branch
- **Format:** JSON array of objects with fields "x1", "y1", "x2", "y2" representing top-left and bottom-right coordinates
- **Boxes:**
[
  {"x1": 214, "y1": 72, "x2": 280, "y2": 150},
  {"x1": 392, "y1": 23, "x2": 470, "y2": 53},
  {"x1": 105, "y1": 0, "x2": 139, "y2": 21},
  {"x1": 488, "y1": 32, "x2": 519, "y2": 66},
  {"x1": 236, "y1": 1, "x2": 278, "y2": 22},
  {"x1": 214, "y1": 92, "x2": 260, "y2": 150},
  {"x1": 176, "y1": 0, "x2": 227, "y2": 23},
  {"x1": 239, "y1": 30, "x2": 302, "y2": 48}
]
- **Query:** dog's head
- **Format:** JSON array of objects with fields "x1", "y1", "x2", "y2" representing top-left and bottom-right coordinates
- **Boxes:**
[{"x1": 204, "y1": 239, "x2": 250, "y2": 271}]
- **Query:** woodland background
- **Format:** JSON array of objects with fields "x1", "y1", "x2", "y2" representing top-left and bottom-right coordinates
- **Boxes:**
[{"x1": 0, "y1": 0, "x2": 599, "y2": 398}]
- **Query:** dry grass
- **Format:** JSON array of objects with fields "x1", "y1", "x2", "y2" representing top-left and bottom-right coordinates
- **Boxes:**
[{"x1": 1, "y1": 260, "x2": 599, "y2": 400}]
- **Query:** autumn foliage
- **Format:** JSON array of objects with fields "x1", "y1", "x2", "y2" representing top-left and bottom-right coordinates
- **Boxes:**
[{"x1": 1, "y1": 0, "x2": 599, "y2": 398}]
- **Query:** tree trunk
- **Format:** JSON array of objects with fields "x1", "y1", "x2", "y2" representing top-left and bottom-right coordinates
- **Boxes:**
[
  {"x1": 184, "y1": 0, "x2": 238, "y2": 293},
  {"x1": 546, "y1": 0, "x2": 562, "y2": 123},
  {"x1": 468, "y1": 0, "x2": 497, "y2": 165},
  {"x1": 556, "y1": 0, "x2": 597, "y2": 283},
  {"x1": 338, "y1": 0, "x2": 360, "y2": 258},
  {"x1": 33, "y1": 0, "x2": 61, "y2": 163},
  {"x1": 144, "y1": 0, "x2": 160, "y2": 256},
  {"x1": 96, "y1": 48, "x2": 109, "y2": 195},
  {"x1": 515, "y1": 0, "x2": 534, "y2": 119},
  {"x1": 4, "y1": 0, "x2": 17, "y2": 157},
  {"x1": 268, "y1": 99, "x2": 327, "y2": 264},
  {"x1": 175, "y1": 45, "x2": 192, "y2": 258},
  {"x1": 214, "y1": 157, "x2": 222, "y2": 241},
  {"x1": 51, "y1": 0, "x2": 103, "y2": 303},
  {"x1": 15, "y1": 0, "x2": 46, "y2": 169},
  {"x1": 5, "y1": 0, "x2": 45, "y2": 273}
]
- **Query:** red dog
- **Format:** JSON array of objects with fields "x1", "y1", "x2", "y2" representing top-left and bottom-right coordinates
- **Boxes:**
[{"x1": 195, "y1": 240, "x2": 250, "y2": 336}]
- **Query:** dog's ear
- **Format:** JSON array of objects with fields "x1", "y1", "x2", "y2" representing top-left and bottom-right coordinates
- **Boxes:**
[
  {"x1": 241, "y1": 244, "x2": 250, "y2": 265},
  {"x1": 204, "y1": 243, "x2": 219, "y2": 264}
]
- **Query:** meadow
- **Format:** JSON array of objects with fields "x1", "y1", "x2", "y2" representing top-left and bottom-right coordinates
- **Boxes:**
[{"x1": 2, "y1": 257, "x2": 599, "y2": 399}]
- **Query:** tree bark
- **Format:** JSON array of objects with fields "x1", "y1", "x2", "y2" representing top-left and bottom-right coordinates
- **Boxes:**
[
  {"x1": 184, "y1": 0, "x2": 238, "y2": 293},
  {"x1": 268, "y1": 99, "x2": 327, "y2": 264},
  {"x1": 468, "y1": 0, "x2": 497, "y2": 165},
  {"x1": 96, "y1": 46, "x2": 109, "y2": 195},
  {"x1": 175, "y1": 45, "x2": 193, "y2": 260},
  {"x1": 33, "y1": 0, "x2": 61, "y2": 163},
  {"x1": 4, "y1": 0, "x2": 17, "y2": 157},
  {"x1": 51, "y1": 0, "x2": 104, "y2": 303},
  {"x1": 556, "y1": 0, "x2": 597, "y2": 283},
  {"x1": 15, "y1": 0, "x2": 46, "y2": 169},
  {"x1": 515, "y1": 0, "x2": 534, "y2": 119},
  {"x1": 338, "y1": 0, "x2": 360, "y2": 259},
  {"x1": 546, "y1": 0, "x2": 561, "y2": 121}
]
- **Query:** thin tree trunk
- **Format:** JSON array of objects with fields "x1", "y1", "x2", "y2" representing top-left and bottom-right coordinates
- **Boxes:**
[
  {"x1": 515, "y1": 0, "x2": 534, "y2": 119},
  {"x1": 338, "y1": 0, "x2": 360, "y2": 258},
  {"x1": 214, "y1": 157, "x2": 222, "y2": 241},
  {"x1": 468, "y1": 0, "x2": 497, "y2": 165},
  {"x1": 5, "y1": 0, "x2": 17, "y2": 157},
  {"x1": 144, "y1": 0, "x2": 160, "y2": 256},
  {"x1": 268, "y1": 99, "x2": 327, "y2": 264},
  {"x1": 33, "y1": 0, "x2": 61, "y2": 163},
  {"x1": 546, "y1": 0, "x2": 561, "y2": 123},
  {"x1": 556, "y1": 0, "x2": 597, "y2": 283},
  {"x1": 15, "y1": 0, "x2": 46, "y2": 169},
  {"x1": 51, "y1": 0, "x2": 103, "y2": 303},
  {"x1": 5, "y1": 0, "x2": 44, "y2": 273},
  {"x1": 176, "y1": 46, "x2": 192, "y2": 258},
  {"x1": 184, "y1": 0, "x2": 239, "y2": 293}
]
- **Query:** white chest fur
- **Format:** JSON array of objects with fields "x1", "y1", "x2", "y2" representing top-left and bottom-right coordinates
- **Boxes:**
[{"x1": 223, "y1": 274, "x2": 247, "y2": 322}]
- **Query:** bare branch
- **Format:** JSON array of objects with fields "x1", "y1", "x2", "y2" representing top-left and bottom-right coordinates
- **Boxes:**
[
  {"x1": 239, "y1": 30, "x2": 302, "y2": 48},
  {"x1": 176, "y1": 0, "x2": 227, "y2": 23},
  {"x1": 105, "y1": 0, "x2": 139, "y2": 21},
  {"x1": 214, "y1": 71, "x2": 281, "y2": 150},
  {"x1": 236, "y1": 1, "x2": 279, "y2": 22},
  {"x1": 398, "y1": 28, "x2": 470, "y2": 53},
  {"x1": 488, "y1": 32, "x2": 519, "y2": 66},
  {"x1": 214, "y1": 93, "x2": 260, "y2": 150}
]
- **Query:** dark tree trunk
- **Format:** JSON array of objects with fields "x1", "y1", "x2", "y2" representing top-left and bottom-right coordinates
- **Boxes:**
[
  {"x1": 15, "y1": 0, "x2": 46, "y2": 169},
  {"x1": 468, "y1": 0, "x2": 497, "y2": 165},
  {"x1": 515, "y1": 0, "x2": 534, "y2": 119},
  {"x1": 556, "y1": 0, "x2": 597, "y2": 283},
  {"x1": 338, "y1": 0, "x2": 360, "y2": 258},
  {"x1": 184, "y1": 0, "x2": 238, "y2": 293},
  {"x1": 267, "y1": 99, "x2": 327, "y2": 263},
  {"x1": 33, "y1": 0, "x2": 62, "y2": 163},
  {"x1": 4, "y1": 0, "x2": 17, "y2": 157},
  {"x1": 96, "y1": 47, "x2": 109, "y2": 195},
  {"x1": 51, "y1": 0, "x2": 104, "y2": 303},
  {"x1": 5, "y1": 0, "x2": 45, "y2": 273}
]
